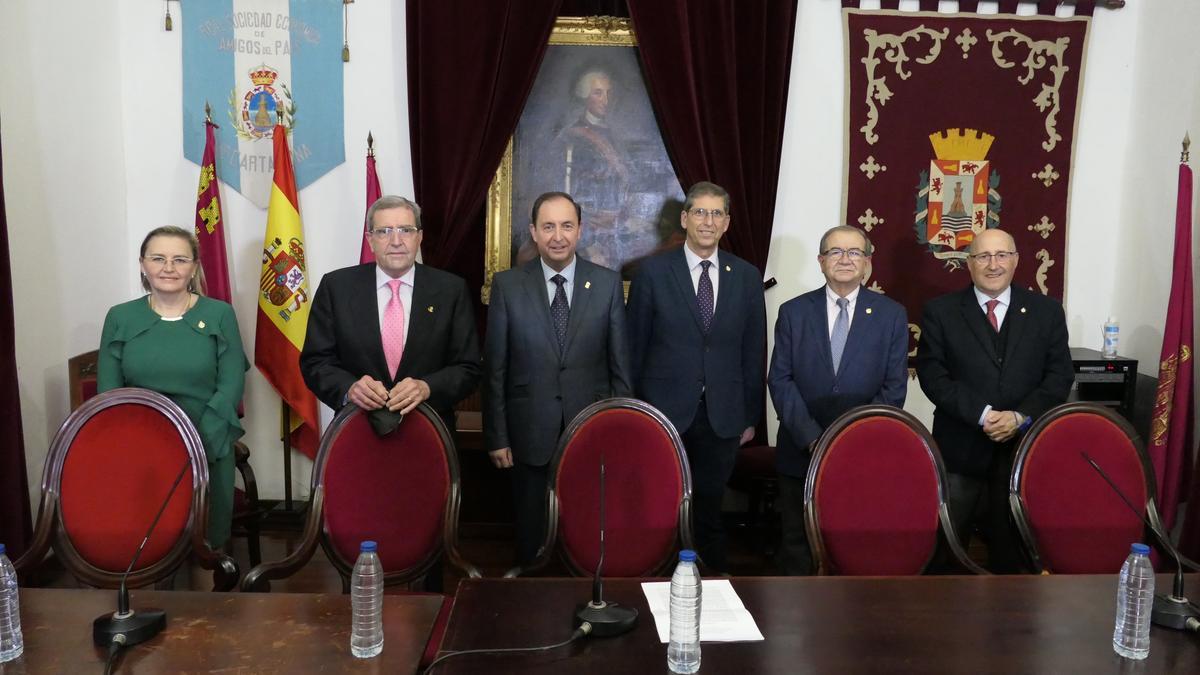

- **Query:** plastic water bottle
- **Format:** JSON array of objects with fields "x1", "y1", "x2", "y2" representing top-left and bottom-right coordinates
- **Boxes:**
[
  {"x1": 667, "y1": 549, "x2": 701, "y2": 674},
  {"x1": 1102, "y1": 317, "x2": 1120, "y2": 358},
  {"x1": 1113, "y1": 542, "x2": 1154, "y2": 660},
  {"x1": 0, "y1": 544, "x2": 23, "y2": 664},
  {"x1": 350, "y1": 540, "x2": 384, "y2": 658}
]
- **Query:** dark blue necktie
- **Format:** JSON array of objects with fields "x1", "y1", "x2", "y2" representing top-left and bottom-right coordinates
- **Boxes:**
[
  {"x1": 697, "y1": 260, "x2": 714, "y2": 334},
  {"x1": 550, "y1": 274, "x2": 569, "y2": 352}
]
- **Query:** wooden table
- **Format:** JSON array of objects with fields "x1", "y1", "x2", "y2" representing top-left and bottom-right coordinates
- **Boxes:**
[
  {"x1": 434, "y1": 575, "x2": 1200, "y2": 673},
  {"x1": 5, "y1": 588, "x2": 443, "y2": 674}
]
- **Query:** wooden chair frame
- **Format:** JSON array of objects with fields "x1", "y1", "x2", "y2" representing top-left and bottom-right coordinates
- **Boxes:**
[
  {"x1": 16, "y1": 388, "x2": 238, "y2": 590},
  {"x1": 1009, "y1": 401, "x2": 1200, "y2": 574},
  {"x1": 804, "y1": 404, "x2": 987, "y2": 576},
  {"x1": 241, "y1": 402, "x2": 480, "y2": 592},
  {"x1": 507, "y1": 397, "x2": 695, "y2": 578}
]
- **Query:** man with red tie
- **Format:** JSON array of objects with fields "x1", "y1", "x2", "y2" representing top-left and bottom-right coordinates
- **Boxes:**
[
  {"x1": 916, "y1": 228, "x2": 1073, "y2": 572},
  {"x1": 300, "y1": 195, "x2": 480, "y2": 437}
]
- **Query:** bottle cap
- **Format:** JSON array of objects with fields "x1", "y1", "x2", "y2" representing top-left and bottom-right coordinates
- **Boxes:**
[
  {"x1": 1131, "y1": 543, "x2": 1150, "y2": 555},
  {"x1": 679, "y1": 549, "x2": 697, "y2": 562},
  {"x1": 360, "y1": 540, "x2": 378, "y2": 553}
]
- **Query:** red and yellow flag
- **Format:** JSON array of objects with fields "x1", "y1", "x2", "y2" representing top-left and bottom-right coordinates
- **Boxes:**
[
  {"x1": 1155, "y1": 147, "x2": 1194, "y2": 535},
  {"x1": 194, "y1": 118, "x2": 231, "y2": 302},
  {"x1": 360, "y1": 135, "x2": 382, "y2": 264},
  {"x1": 254, "y1": 124, "x2": 320, "y2": 458}
]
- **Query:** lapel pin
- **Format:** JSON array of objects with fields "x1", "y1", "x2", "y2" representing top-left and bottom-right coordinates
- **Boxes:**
[
  {"x1": 1020, "y1": 307, "x2": 1027, "y2": 314},
  {"x1": 865, "y1": 308, "x2": 872, "y2": 315},
  {"x1": 197, "y1": 320, "x2": 206, "y2": 329},
  {"x1": 427, "y1": 306, "x2": 434, "y2": 313},
  {"x1": 725, "y1": 265, "x2": 731, "y2": 272},
  {"x1": 584, "y1": 281, "x2": 591, "y2": 289}
]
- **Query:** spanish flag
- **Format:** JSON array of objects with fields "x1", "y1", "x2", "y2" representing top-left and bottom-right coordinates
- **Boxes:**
[{"x1": 254, "y1": 123, "x2": 320, "y2": 458}]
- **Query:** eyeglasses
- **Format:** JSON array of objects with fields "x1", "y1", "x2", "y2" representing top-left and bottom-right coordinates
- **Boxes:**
[
  {"x1": 688, "y1": 208, "x2": 727, "y2": 221},
  {"x1": 969, "y1": 251, "x2": 1017, "y2": 264},
  {"x1": 821, "y1": 248, "x2": 867, "y2": 260},
  {"x1": 143, "y1": 255, "x2": 195, "y2": 268},
  {"x1": 370, "y1": 226, "x2": 421, "y2": 239}
]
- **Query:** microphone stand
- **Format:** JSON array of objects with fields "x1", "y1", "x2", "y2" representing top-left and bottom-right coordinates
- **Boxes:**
[
  {"x1": 93, "y1": 457, "x2": 192, "y2": 649},
  {"x1": 1082, "y1": 453, "x2": 1200, "y2": 632},
  {"x1": 573, "y1": 458, "x2": 638, "y2": 637}
]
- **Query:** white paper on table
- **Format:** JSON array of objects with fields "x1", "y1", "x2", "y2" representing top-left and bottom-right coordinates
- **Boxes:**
[{"x1": 640, "y1": 579, "x2": 765, "y2": 643}]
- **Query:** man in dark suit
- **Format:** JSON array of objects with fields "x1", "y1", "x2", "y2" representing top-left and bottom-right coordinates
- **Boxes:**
[
  {"x1": 768, "y1": 225, "x2": 908, "y2": 575},
  {"x1": 916, "y1": 228, "x2": 1073, "y2": 573},
  {"x1": 483, "y1": 192, "x2": 632, "y2": 566},
  {"x1": 627, "y1": 181, "x2": 766, "y2": 572},
  {"x1": 300, "y1": 195, "x2": 481, "y2": 435}
]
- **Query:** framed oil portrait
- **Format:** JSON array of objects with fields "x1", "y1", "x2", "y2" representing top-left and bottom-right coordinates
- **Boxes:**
[{"x1": 483, "y1": 16, "x2": 686, "y2": 302}]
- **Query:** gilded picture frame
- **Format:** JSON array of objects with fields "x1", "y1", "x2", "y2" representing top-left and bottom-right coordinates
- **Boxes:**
[{"x1": 482, "y1": 16, "x2": 685, "y2": 303}]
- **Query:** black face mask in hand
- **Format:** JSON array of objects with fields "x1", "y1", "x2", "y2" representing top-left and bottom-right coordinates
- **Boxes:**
[{"x1": 367, "y1": 408, "x2": 404, "y2": 437}]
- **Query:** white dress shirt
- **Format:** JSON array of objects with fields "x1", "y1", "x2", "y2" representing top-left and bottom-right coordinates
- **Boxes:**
[
  {"x1": 376, "y1": 264, "x2": 414, "y2": 346},
  {"x1": 541, "y1": 255, "x2": 577, "y2": 307},
  {"x1": 825, "y1": 285, "x2": 861, "y2": 338},
  {"x1": 683, "y1": 245, "x2": 720, "y2": 306}
]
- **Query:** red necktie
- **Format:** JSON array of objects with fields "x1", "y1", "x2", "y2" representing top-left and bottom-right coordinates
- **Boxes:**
[{"x1": 986, "y1": 299, "x2": 1000, "y2": 333}]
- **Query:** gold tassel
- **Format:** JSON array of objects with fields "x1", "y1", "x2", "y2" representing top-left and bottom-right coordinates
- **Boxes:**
[
  {"x1": 164, "y1": 0, "x2": 173, "y2": 31},
  {"x1": 342, "y1": 44, "x2": 350, "y2": 63}
]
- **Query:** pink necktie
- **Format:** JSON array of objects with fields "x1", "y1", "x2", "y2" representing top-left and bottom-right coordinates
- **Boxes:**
[
  {"x1": 383, "y1": 279, "x2": 406, "y2": 378},
  {"x1": 986, "y1": 299, "x2": 1000, "y2": 333}
]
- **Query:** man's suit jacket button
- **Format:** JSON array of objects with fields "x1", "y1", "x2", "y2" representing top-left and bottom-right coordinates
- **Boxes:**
[{"x1": 555, "y1": 395, "x2": 562, "y2": 401}]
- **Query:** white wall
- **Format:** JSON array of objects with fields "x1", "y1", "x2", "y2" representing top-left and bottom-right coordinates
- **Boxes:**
[{"x1": 2, "y1": 0, "x2": 1198, "y2": 507}]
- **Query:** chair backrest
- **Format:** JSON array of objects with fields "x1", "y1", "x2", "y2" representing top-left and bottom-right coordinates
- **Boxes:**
[
  {"x1": 68, "y1": 349, "x2": 100, "y2": 411},
  {"x1": 17, "y1": 388, "x2": 227, "y2": 588},
  {"x1": 541, "y1": 398, "x2": 692, "y2": 578},
  {"x1": 315, "y1": 403, "x2": 467, "y2": 585},
  {"x1": 805, "y1": 405, "x2": 973, "y2": 576},
  {"x1": 1010, "y1": 403, "x2": 1161, "y2": 574}
]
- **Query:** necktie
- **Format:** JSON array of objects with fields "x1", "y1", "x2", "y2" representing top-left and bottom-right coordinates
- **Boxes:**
[
  {"x1": 550, "y1": 274, "x2": 569, "y2": 352},
  {"x1": 986, "y1": 299, "x2": 1000, "y2": 333},
  {"x1": 831, "y1": 297, "x2": 849, "y2": 375},
  {"x1": 382, "y1": 279, "x2": 406, "y2": 378},
  {"x1": 697, "y1": 260, "x2": 714, "y2": 334}
]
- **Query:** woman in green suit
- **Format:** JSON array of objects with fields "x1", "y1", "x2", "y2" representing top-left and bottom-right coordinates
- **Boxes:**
[{"x1": 98, "y1": 226, "x2": 249, "y2": 548}]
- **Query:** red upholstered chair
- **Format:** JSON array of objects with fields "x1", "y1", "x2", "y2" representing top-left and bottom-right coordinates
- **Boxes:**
[
  {"x1": 240, "y1": 403, "x2": 478, "y2": 667},
  {"x1": 509, "y1": 397, "x2": 694, "y2": 578},
  {"x1": 1009, "y1": 402, "x2": 1200, "y2": 574},
  {"x1": 67, "y1": 349, "x2": 263, "y2": 567},
  {"x1": 15, "y1": 388, "x2": 238, "y2": 590},
  {"x1": 804, "y1": 405, "x2": 985, "y2": 576}
]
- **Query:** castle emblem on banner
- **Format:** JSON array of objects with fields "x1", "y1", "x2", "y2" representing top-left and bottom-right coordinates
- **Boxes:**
[
  {"x1": 260, "y1": 236, "x2": 309, "y2": 321},
  {"x1": 914, "y1": 128, "x2": 1002, "y2": 269},
  {"x1": 229, "y1": 65, "x2": 295, "y2": 141}
]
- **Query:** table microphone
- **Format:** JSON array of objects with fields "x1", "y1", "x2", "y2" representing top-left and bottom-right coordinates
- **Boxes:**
[
  {"x1": 573, "y1": 457, "x2": 638, "y2": 637},
  {"x1": 1081, "y1": 452, "x2": 1200, "y2": 633},
  {"x1": 93, "y1": 457, "x2": 192, "y2": 650}
]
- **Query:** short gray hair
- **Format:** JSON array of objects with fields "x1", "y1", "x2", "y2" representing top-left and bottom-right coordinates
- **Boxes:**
[
  {"x1": 367, "y1": 195, "x2": 422, "y2": 231},
  {"x1": 819, "y1": 225, "x2": 873, "y2": 256}
]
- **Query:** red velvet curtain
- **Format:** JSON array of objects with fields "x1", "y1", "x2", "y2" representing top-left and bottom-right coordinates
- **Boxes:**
[
  {"x1": 626, "y1": 0, "x2": 798, "y2": 273},
  {"x1": 406, "y1": 0, "x2": 563, "y2": 295},
  {"x1": 0, "y1": 126, "x2": 33, "y2": 557}
]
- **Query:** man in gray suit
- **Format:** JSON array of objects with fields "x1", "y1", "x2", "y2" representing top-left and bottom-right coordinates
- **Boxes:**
[{"x1": 483, "y1": 191, "x2": 633, "y2": 565}]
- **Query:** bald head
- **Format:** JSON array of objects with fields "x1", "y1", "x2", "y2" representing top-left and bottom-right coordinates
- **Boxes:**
[
  {"x1": 967, "y1": 228, "x2": 1019, "y2": 298},
  {"x1": 968, "y1": 229, "x2": 1016, "y2": 256}
]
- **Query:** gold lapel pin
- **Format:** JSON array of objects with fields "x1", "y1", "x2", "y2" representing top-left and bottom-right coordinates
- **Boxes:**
[
  {"x1": 865, "y1": 308, "x2": 872, "y2": 315},
  {"x1": 584, "y1": 281, "x2": 591, "y2": 289},
  {"x1": 427, "y1": 306, "x2": 434, "y2": 313},
  {"x1": 725, "y1": 265, "x2": 731, "y2": 272},
  {"x1": 197, "y1": 320, "x2": 206, "y2": 329}
]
